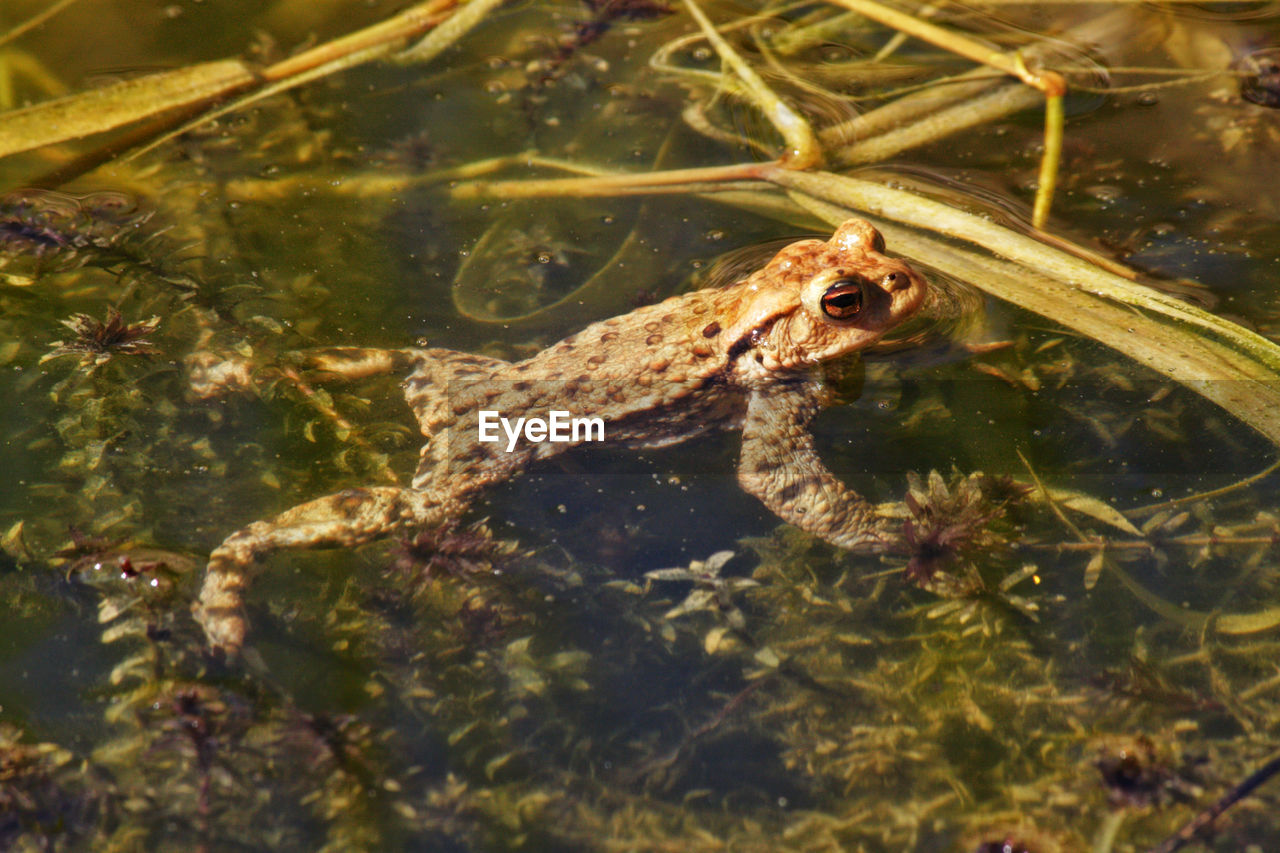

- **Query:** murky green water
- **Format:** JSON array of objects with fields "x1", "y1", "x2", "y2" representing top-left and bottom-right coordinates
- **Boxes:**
[{"x1": 3, "y1": 1, "x2": 1280, "y2": 850}]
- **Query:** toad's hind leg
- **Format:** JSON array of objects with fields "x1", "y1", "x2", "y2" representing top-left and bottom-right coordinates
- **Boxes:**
[{"x1": 194, "y1": 486, "x2": 451, "y2": 656}]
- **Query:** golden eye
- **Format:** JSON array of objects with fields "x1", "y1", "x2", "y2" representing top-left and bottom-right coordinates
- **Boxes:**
[{"x1": 820, "y1": 280, "x2": 864, "y2": 320}]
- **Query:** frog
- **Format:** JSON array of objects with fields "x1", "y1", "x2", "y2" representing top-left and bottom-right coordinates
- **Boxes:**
[{"x1": 193, "y1": 219, "x2": 928, "y2": 655}]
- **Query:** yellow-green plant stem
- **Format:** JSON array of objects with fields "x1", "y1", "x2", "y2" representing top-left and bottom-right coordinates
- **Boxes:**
[
  {"x1": 828, "y1": 0, "x2": 1047, "y2": 85},
  {"x1": 680, "y1": 0, "x2": 821, "y2": 167},
  {"x1": 0, "y1": 59, "x2": 258, "y2": 160},
  {"x1": 451, "y1": 162, "x2": 776, "y2": 200},
  {"x1": 132, "y1": 0, "x2": 473, "y2": 158},
  {"x1": 0, "y1": 0, "x2": 464, "y2": 164},
  {"x1": 1091, "y1": 809, "x2": 1127, "y2": 853},
  {"x1": 825, "y1": 6, "x2": 1135, "y2": 167},
  {"x1": 396, "y1": 0, "x2": 506, "y2": 63},
  {"x1": 829, "y1": 78, "x2": 1042, "y2": 165},
  {"x1": 0, "y1": 0, "x2": 85, "y2": 50},
  {"x1": 825, "y1": 0, "x2": 1066, "y2": 224},
  {"x1": 226, "y1": 153, "x2": 620, "y2": 202},
  {"x1": 1030, "y1": 74, "x2": 1065, "y2": 228},
  {"x1": 1128, "y1": 460, "x2": 1280, "y2": 519}
]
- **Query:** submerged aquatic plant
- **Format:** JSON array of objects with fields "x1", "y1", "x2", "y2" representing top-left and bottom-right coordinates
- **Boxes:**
[
  {"x1": 1093, "y1": 734, "x2": 1196, "y2": 810},
  {"x1": 0, "y1": 190, "x2": 199, "y2": 291},
  {"x1": 40, "y1": 306, "x2": 160, "y2": 370},
  {"x1": 373, "y1": 130, "x2": 438, "y2": 171},
  {"x1": 389, "y1": 519, "x2": 514, "y2": 593},
  {"x1": 1237, "y1": 48, "x2": 1280, "y2": 109},
  {"x1": 0, "y1": 724, "x2": 105, "y2": 850},
  {"x1": 566, "y1": 0, "x2": 675, "y2": 54},
  {"x1": 0, "y1": 190, "x2": 143, "y2": 258},
  {"x1": 532, "y1": 0, "x2": 676, "y2": 86},
  {"x1": 902, "y1": 470, "x2": 1029, "y2": 589},
  {"x1": 646, "y1": 549, "x2": 757, "y2": 630}
]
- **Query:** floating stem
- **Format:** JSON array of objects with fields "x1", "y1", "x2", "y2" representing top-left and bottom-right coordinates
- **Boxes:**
[
  {"x1": 680, "y1": 0, "x2": 821, "y2": 167},
  {"x1": 0, "y1": 0, "x2": 86, "y2": 50},
  {"x1": 451, "y1": 161, "x2": 773, "y2": 199},
  {"x1": 1027, "y1": 61, "x2": 1067, "y2": 228},
  {"x1": 826, "y1": 0, "x2": 1067, "y2": 223},
  {"x1": 0, "y1": 0, "x2": 463, "y2": 167}
]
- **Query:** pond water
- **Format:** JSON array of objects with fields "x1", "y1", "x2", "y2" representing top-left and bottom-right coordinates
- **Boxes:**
[{"x1": 3, "y1": 1, "x2": 1280, "y2": 850}]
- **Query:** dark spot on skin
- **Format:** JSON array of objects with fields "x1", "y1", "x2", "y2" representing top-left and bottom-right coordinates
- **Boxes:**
[
  {"x1": 644, "y1": 321, "x2": 660, "y2": 332},
  {"x1": 513, "y1": 381, "x2": 530, "y2": 391},
  {"x1": 587, "y1": 354, "x2": 607, "y2": 365},
  {"x1": 726, "y1": 320, "x2": 776, "y2": 363},
  {"x1": 725, "y1": 337, "x2": 753, "y2": 362},
  {"x1": 600, "y1": 331, "x2": 619, "y2": 342},
  {"x1": 702, "y1": 321, "x2": 721, "y2": 338},
  {"x1": 645, "y1": 334, "x2": 663, "y2": 346}
]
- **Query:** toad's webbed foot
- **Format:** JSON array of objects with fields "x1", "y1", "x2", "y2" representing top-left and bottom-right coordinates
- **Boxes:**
[{"x1": 193, "y1": 486, "x2": 450, "y2": 656}]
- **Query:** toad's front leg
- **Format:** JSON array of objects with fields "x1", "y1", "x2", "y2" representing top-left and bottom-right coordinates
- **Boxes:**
[
  {"x1": 194, "y1": 486, "x2": 452, "y2": 656},
  {"x1": 737, "y1": 384, "x2": 898, "y2": 552}
]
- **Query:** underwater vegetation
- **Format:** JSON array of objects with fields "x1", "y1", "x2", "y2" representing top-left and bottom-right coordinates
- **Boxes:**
[{"x1": 2, "y1": 0, "x2": 1280, "y2": 850}]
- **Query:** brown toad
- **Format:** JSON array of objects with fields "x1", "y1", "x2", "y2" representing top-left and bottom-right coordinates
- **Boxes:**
[{"x1": 194, "y1": 219, "x2": 928, "y2": 654}]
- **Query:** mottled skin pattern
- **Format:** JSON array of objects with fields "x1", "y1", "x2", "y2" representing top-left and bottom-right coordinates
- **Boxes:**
[{"x1": 194, "y1": 220, "x2": 928, "y2": 654}]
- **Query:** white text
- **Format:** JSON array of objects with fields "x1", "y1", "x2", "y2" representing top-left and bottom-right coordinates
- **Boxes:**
[{"x1": 478, "y1": 410, "x2": 605, "y2": 452}]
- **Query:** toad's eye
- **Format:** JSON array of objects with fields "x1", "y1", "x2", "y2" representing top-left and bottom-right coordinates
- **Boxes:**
[{"x1": 820, "y1": 280, "x2": 864, "y2": 320}]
